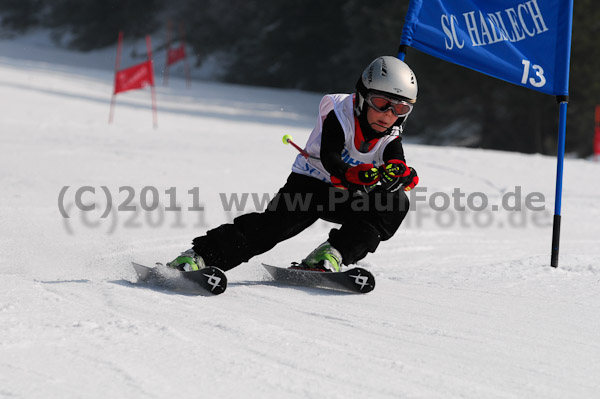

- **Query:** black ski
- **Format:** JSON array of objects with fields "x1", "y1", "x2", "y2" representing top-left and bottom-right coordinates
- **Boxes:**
[
  {"x1": 262, "y1": 263, "x2": 375, "y2": 293},
  {"x1": 132, "y1": 262, "x2": 227, "y2": 295}
]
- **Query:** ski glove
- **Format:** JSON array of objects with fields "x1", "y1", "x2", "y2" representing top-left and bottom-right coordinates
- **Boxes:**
[
  {"x1": 379, "y1": 160, "x2": 419, "y2": 192},
  {"x1": 331, "y1": 163, "x2": 380, "y2": 191},
  {"x1": 401, "y1": 167, "x2": 419, "y2": 191}
]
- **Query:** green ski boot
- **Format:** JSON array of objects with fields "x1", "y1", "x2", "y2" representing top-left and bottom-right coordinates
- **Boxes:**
[
  {"x1": 166, "y1": 248, "x2": 205, "y2": 272},
  {"x1": 301, "y1": 241, "x2": 342, "y2": 272}
]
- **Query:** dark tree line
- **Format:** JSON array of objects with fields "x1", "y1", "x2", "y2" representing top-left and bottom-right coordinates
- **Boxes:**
[
  {"x1": 0, "y1": 0, "x2": 163, "y2": 49},
  {"x1": 1, "y1": 0, "x2": 597, "y2": 157}
]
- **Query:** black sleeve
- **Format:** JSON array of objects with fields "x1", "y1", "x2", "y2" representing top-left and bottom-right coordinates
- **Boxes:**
[
  {"x1": 320, "y1": 111, "x2": 350, "y2": 180},
  {"x1": 382, "y1": 137, "x2": 406, "y2": 163}
]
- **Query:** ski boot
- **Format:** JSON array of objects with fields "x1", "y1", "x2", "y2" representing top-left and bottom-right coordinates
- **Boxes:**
[
  {"x1": 298, "y1": 241, "x2": 342, "y2": 272},
  {"x1": 166, "y1": 248, "x2": 206, "y2": 272}
]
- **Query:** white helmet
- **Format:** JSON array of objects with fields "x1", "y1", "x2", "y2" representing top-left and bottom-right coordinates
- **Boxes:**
[{"x1": 355, "y1": 56, "x2": 418, "y2": 122}]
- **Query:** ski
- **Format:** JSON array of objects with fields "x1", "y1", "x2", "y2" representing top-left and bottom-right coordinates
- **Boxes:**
[
  {"x1": 131, "y1": 262, "x2": 227, "y2": 295},
  {"x1": 262, "y1": 263, "x2": 375, "y2": 293}
]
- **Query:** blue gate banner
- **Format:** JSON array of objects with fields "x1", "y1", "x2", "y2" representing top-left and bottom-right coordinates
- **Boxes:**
[{"x1": 400, "y1": 0, "x2": 573, "y2": 96}]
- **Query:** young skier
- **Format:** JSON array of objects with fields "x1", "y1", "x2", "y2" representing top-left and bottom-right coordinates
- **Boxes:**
[{"x1": 168, "y1": 56, "x2": 419, "y2": 273}]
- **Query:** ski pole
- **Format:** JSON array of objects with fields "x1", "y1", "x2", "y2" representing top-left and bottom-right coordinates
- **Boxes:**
[
  {"x1": 282, "y1": 134, "x2": 318, "y2": 159},
  {"x1": 282, "y1": 134, "x2": 390, "y2": 194}
]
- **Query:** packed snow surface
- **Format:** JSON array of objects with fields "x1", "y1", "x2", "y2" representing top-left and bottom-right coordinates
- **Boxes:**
[{"x1": 1, "y1": 33, "x2": 599, "y2": 399}]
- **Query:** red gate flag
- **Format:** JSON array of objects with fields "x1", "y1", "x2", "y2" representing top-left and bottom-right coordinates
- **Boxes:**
[
  {"x1": 167, "y1": 44, "x2": 186, "y2": 66},
  {"x1": 163, "y1": 19, "x2": 191, "y2": 87},
  {"x1": 114, "y1": 60, "x2": 155, "y2": 94},
  {"x1": 109, "y1": 32, "x2": 158, "y2": 128}
]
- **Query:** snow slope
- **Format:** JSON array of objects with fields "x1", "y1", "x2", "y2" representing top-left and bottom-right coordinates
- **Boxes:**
[{"x1": 1, "y1": 34, "x2": 599, "y2": 399}]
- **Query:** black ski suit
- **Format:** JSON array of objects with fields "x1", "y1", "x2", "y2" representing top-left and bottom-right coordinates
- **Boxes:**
[{"x1": 191, "y1": 111, "x2": 410, "y2": 270}]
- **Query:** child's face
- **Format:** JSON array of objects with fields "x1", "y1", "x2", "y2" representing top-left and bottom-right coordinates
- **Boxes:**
[{"x1": 366, "y1": 106, "x2": 399, "y2": 133}]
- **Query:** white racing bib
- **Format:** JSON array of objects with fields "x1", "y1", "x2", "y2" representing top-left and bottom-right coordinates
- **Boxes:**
[{"x1": 292, "y1": 94, "x2": 398, "y2": 183}]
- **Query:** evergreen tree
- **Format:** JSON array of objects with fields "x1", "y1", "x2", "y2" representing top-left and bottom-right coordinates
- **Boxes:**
[
  {"x1": 44, "y1": 0, "x2": 164, "y2": 51},
  {"x1": 0, "y1": 0, "x2": 45, "y2": 33},
  {"x1": 0, "y1": 0, "x2": 597, "y2": 156}
]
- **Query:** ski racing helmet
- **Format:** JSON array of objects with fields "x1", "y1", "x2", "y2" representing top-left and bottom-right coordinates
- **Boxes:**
[{"x1": 355, "y1": 56, "x2": 418, "y2": 134}]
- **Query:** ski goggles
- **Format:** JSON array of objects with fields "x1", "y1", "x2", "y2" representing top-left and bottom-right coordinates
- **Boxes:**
[{"x1": 365, "y1": 93, "x2": 414, "y2": 117}]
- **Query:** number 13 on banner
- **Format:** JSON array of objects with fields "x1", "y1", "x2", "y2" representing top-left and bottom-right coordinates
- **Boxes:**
[{"x1": 521, "y1": 59, "x2": 546, "y2": 88}]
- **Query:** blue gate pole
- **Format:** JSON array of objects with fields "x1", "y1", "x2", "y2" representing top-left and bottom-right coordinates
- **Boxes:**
[
  {"x1": 397, "y1": 46, "x2": 407, "y2": 61},
  {"x1": 551, "y1": 99, "x2": 568, "y2": 268}
]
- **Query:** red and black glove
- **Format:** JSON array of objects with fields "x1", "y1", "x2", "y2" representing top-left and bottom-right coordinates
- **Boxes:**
[
  {"x1": 331, "y1": 163, "x2": 380, "y2": 190},
  {"x1": 379, "y1": 160, "x2": 419, "y2": 192},
  {"x1": 330, "y1": 175, "x2": 347, "y2": 190},
  {"x1": 346, "y1": 164, "x2": 380, "y2": 186},
  {"x1": 400, "y1": 167, "x2": 419, "y2": 191}
]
